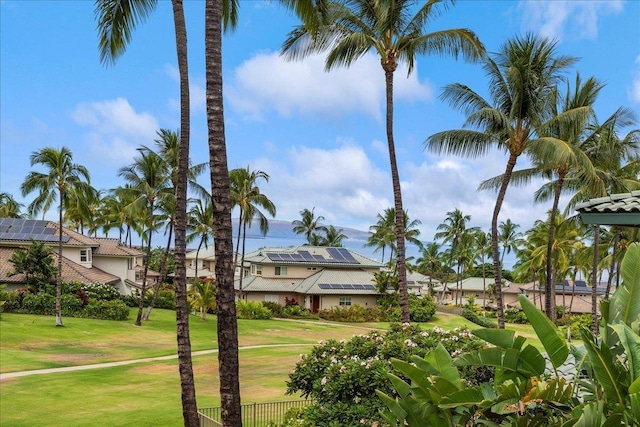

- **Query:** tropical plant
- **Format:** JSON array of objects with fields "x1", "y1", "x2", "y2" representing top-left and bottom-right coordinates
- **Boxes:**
[
  {"x1": 187, "y1": 279, "x2": 217, "y2": 320},
  {"x1": 292, "y1": 207, "x2": 328, "y2": 244},
  {"x1": 186, "y1": 197, "x2": 215, "y2": 280},
  {"x1": 427, "y1": 34, "x2": 578, "y2": 328},
  {"x1": 8, "y1": 239, "x2": 57, "y2": 293},
  {"x1": 21, "y1": 146, "x2": 91, "y2": 327},
  {"x1": 230, "y1": 166, "x2": 276, "y2": 295},
  {"x1": 283, "y1": 0, "x2": 484, "y2": 324},
  {"x1": 0, "y1": 192, "x2": 26, "y2": 218},
  {"x1": 320, "y1": 224, "x2": 348, "y2": 247}
]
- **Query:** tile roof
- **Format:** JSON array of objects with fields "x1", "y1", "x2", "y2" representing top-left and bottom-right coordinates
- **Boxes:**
[
  {"x1": 0, "y1": 247, "x2": 121, "y2": 285},
  {"x1": 575, "y1": 190, "x2": 640, "y2": 213}
]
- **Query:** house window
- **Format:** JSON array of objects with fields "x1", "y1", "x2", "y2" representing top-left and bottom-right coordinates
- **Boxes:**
[
  {"x1": 275, "y1": 266, "x2": 288, "y2": 276},
  {"x1": 339, "y1": 297, "x2": 352, "y2": 306},
  {"x1": 251, "y1": 264, "x2": 262, "y2": 275},
  {"x1": 127, "y1": 258, "x2": 133, "y2": 269},
  {"x1": 306, "y1": 267, "x2": 317, "y2": 271},
  {"x1": 80, "y1": 248, "x2": 92, "y2": 263},
  {"x1": 135, "y1": 270, "x2": 143, "y2": 281},
  {"x1": 264, "y1": 295, "x2": 279, "y2": 303}
]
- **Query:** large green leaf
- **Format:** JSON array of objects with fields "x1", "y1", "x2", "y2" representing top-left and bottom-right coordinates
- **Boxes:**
[
  {"x1": 519, "y1": 344, "x2": 546, "y2": 376},
  {"x1": 422, "y1": 344, "x2": 460, "y2": 385},
  {"x1": 611, "y1": 323, "x2": 640, "y2": 382},
  {"x1": 519, "y1": 294, "x2": 569, "y2": 369},
  {"x1": 473, "y1": 328, "x2": 520, "y2": 349},
  {"x1": 580, "y1": 327, "x2": 625, "y2": 406},
  {"x1": 610, "y1": 243, "x2": 640, "y2": 327},
  {"x1": 439, "y1": 387, "x2": 484, "y2": 408}
]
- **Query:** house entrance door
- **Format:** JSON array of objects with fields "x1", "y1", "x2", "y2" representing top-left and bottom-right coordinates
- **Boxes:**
[{"x1": 311, "y1": 295, "x2": 320, "y2": 313}]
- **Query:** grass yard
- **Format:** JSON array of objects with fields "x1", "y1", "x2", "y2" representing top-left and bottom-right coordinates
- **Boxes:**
[{"x1": 0, "y1": 309, "x2": 546, "y2": 426}]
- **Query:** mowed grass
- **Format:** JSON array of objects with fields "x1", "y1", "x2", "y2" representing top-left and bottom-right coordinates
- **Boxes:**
[{"x1": 0, "y1": 309, "x2": 546, "y2": 426}]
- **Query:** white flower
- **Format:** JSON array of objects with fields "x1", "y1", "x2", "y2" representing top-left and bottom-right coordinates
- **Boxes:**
[
  {"x1": 321, "y1": 377, "x2": 328, "y2": 386},
  {"x1": 402, "y1": 322, "x2": 411, "y2": 329},
  {"x1": 404, "y1": 339, "x2": 417, "y2": 348}
]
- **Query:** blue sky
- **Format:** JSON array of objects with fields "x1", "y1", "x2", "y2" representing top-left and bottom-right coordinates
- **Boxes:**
[{"x1": 1, "y1": 0, "x2": 639, "y2": 260}]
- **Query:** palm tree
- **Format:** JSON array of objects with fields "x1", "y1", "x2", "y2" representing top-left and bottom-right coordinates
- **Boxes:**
[
  {"x1": 204, "y1": 0, "x2": 242, "y2": 423},
  {"x1": 292, "y1": 207, "x2": 328, "y2": 243},
  {"x1": 497, "y1": 219, "x2": 522, "y2": 270},
  {"x1": 366, "y1": 210, "x2": 395, "y2": 263},
  {"x1": 474, "y1": 230, "x2": 492, "y2": 308},
  {"x1": 118, "y1": 150, "x2": 172, "y2": 327},
  {"x1": 283, "y1": 0, "x2": 484, "y2": 323},
  {"x1": 417, "y1": 242, "x2": 443, "y2": 297},
  {"x1": 0, "y1": 193, "x2": 26, "y2": 218},
  {"x1": 427, "y1": 34, "x2": 577, "y2": 328},
  {"x1": 230, "y1": 166, "x2": 276, "y2": 296},
  {"x1": 188, "y1": 279, "x2": 217, "y2": 321},
  {"x1": 321, "y1": 225, "x2": 348, "y2": 247},
  {"x1": 95, "y1": 0, "x2": 200, "y2": 420},
  {"x1": 186, "y1": 197, "x2": 215, "y2": 280},
  {"x1": 21, "y1": 146, "x2": 91, "y2": 327}
]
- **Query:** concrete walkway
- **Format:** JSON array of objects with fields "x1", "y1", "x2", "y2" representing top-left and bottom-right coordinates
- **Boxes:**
[{"x1": 0, "y1": 343, "x2": 313, "y2": 380}]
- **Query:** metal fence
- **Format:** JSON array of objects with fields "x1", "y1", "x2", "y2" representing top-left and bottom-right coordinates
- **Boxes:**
[
  {"x1": 198, "y1": 400, "x2": 310, "y2": 427},
  {"x1": 435, "y1": 305, "x2": 464, "y2": 316}
]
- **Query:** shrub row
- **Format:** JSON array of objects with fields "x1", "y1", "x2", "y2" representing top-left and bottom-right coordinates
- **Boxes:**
[{"x1": 462, "y1": 307, "x2": 498, "y2": 328}]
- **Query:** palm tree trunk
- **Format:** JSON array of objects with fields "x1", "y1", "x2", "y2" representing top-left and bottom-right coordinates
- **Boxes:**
[
  {"x1": 143, "y1": 221, "x2": 174, "y2": 321},
  {"x1": 605, "y1": 227, "x2": 619, "y2": 299},
  {"x1": 383, "y1": 67, "x2": 409, "y2": 324},
  {"x1": 56, "y1": 194, "x2": 64, "y2": 327},
  {"x1": 205, "y1": 1, "x2": 242, "y2": 424},
  {"x1": 195, "y1": 239, "x2": 203, "y2": 280},
  {"x1": 233, "y1": 206, "x2": 243, "y2": 279},
  {"x1": 591, "y1": 225, "x2": 600, "y2": 335},
  {"x1": 135, "y1": 208, "x2": 154, "y2": 327},
  {"x1": 238, "y1": 219, "x2": 248, "y2": 298},
  {"x1": 170, "y1": 1, "x2": 200, "y2": 424},
  {"x1": 491, "y1": 153, "x2": 518, "y2": 329},
  {"x1": 545, "y1": 176, "x2": 564, "y2": 323}
]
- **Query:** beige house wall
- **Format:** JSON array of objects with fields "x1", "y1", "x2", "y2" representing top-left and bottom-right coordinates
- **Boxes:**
[
  {"x1": 260, "y1": 264, "x2": 319, "y2": 279},
  {"x1": 319, "y1": 295, "x2": 377, "y2": 310}
]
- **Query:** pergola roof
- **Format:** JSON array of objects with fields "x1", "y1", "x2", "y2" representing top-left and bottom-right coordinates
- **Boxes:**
[{"x1": 576, "y1": 191, "x2": 640, "y2": 227}]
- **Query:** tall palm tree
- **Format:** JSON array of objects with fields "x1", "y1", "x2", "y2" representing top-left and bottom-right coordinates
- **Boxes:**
[
  {"x1": 366, "y1": 210, "x2": 396, "y2": 263},
  {"x1": 417, "y1": 242, "x2": 443, "y2": 298},
  {"x1": 95, "y1": 0, "x2": 200, "y2": 421},
  {"x1": 205, "y1": 0, "x2": 242, "y2": 424},
  {"x1": 497, "y1": 219, "x2": 522, "y2": 270},
  {"x1": 0, "y1": 193, "x2": 26, "y2": 218},
  {"x1": 118, "y1": 150, "x2": 172, "y2": 327},
  {"x1": 474, "y1": 230, "x2": 492, "y2": 308},
  {"x1": 21, "y1": 146, "x2": 91, "y2": 327},
  {"x1": 230, "y1": 166, "x2": 276, "y2": 296},
  {"x1": 292, "y1": 207, "x2": 328, "y2": 243},
  {"x1": 427, "y1": 34, "x2": 577, "y2": 327},
  {"x1": 283, "y1": 0, "x2": 484, "y2": 323},
  {"x1": 186, "y1": 197, "x2": 215, "y2": 280}
]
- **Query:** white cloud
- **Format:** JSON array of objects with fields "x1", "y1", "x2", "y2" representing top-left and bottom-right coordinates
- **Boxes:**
[
  {"x1": 518, "y1": 0, "x2": 624, "y2": 41},
  {"x1": 71, "y1": 98, "x2": 159, "y2": 166},
  {"x1": 227, "y1": 51, "x2": 433, "y2": 122}
]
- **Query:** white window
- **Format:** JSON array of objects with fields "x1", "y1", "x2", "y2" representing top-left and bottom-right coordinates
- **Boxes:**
[
  {"x1": 339, "y1": 297, "x2": 352, "y2": 306},
  {"x1": 264, "y1": 295, "x2": 279, "y2": 303},
  {"x1": 128, "y1": 258, "x2": 133, "y2": 269},
  {"x1": 275, "y1": 266, "x2": 288, "y2": 276},
  {"x1": 80, "y1": 249, "x2": 92, "y2": 263},
  {"x1": 251, "y1": 264, "x2": 262, "y2": 275}
]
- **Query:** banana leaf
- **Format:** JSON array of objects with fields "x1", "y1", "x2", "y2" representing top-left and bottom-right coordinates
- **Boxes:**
[{"x1": 519, "y1": 294, "x2": 569, "y2": 369}]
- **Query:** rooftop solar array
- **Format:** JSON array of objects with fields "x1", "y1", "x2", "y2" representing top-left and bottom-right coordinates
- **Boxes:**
[
  {"x1": 318, "y1": 283, "x2": 376, "y2": 290},
  {"x1": 266, "y1": 248, "x2": 360, "y2": 264},
  {"x1": 0, "y1": 218, "x2": 70, "y2": 243}
]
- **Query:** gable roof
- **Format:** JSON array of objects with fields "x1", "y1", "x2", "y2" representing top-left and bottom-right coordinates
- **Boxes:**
[
  {"x1": 0, "y1": 218, "x2": 143, "y2": 257},
  {"x1": 243, "y1": 246, "x2": 382, "y2": 268},
  {"x1": 0, "y1": 247, "x2": 120, "y2": 285},
  {"x1": 576, "y1": 191, "x2": 640, "y2": 226}
]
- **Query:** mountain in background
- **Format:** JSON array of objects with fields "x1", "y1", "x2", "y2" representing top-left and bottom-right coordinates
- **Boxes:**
[{"x1": 234, "y1": 218, "x2": 372, "y2": 242}]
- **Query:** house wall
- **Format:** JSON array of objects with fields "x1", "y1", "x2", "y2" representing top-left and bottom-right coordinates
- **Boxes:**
[
  {"x1": 319, "y1": 295, "x2": 378, "y2": 310},
  {"x1": 260, "y1": 264, "x2": 319, "y2": 279},
  {"x1": 93, "y1": 256, "x2": 129, "y2": 293}
]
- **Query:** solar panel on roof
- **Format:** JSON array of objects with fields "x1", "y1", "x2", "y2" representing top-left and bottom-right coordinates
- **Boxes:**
[
  {"x1": 280, "y1": 254, "x2": 294, "y2": 261},
  {"x1": 353, "y1": 285, "x2": 365, "y2": 290},
  {"x1": 267, "y1": 253, "x2": 281, "y2": 261},
  {"x1": 363, "y1": 285, "x2": 375, "y2": 290},
  {"x1": 337, "y1": 248, "x2": 359, "y2": 263},
  {"x1": 43, "y1": 228, "x2": 55, "y2": 235},
  {"x1": 326, "y1": 247, "x2": 347, "y2": 262},
  {"x1": 313, "y1": 254, "x2": 326, "y2": 262},
  {"x1": 291, "y1": 254, "x2": 304, "y2": 261},
  {"x1": 318, "y1": 284, "x2": 331, "y2": 289},
  {"x1": 298, "y1": 250, "x2": 315, "y2": 261},
  {"x1": 330, "y1": 284, "x2": 343, "y2": 289}
]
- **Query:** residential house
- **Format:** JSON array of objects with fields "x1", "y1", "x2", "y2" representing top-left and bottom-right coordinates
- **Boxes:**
[
  {"x1": 0, "y1": 218, "x2": 155, "y2": 294},
  {"x1": 435, "y1": 277, "x2": 522, "y2": 308},
  {"x1": 518, "y1": 280, "x2": 607, "y2": 314},
  {"x1": 235, "y1": 246, "x2": 384, "y2": 312}
]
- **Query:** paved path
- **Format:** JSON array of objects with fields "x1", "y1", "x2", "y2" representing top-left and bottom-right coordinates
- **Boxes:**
[{"x1": 0, "y1": 343, "x2": 313, "y2": 380}]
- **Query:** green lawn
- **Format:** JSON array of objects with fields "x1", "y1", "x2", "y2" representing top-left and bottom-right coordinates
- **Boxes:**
[{"x1": 0, "y1": 309, "x2": 547, "y2": 426}]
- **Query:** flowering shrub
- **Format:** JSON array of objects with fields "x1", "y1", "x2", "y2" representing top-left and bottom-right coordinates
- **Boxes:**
[
  {"x1": 285, "y1": 323, "x2": 486, "y2": 426},
  {"x1": 81, "y1": 283, "x2": 120, "y2": 301},
  {"x1": 236, "y1": 300, "x2": 272, "y2": 319}
]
